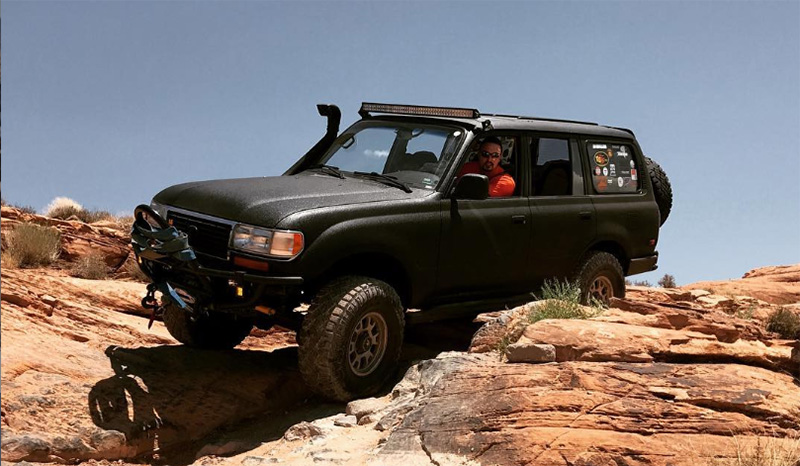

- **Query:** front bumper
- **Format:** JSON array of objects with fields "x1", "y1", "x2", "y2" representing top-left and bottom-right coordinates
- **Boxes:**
[{"x1": 131, "y1": 204, "x2": 303, "y2": 313}]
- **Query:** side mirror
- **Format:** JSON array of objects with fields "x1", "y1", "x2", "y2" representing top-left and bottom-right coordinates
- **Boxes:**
[{"x1": 453, "y1": 174, "x2": 489, "y2": 200}]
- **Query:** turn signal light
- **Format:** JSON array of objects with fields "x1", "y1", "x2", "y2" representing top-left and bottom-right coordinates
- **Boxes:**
[{"x1": 233, "y1": 255, "x2": 270, "y2": 272}]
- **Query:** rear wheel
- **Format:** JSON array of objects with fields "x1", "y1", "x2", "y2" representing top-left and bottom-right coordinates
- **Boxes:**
[
  {"x1": 573, "y1": 251, "x2": 625, "y2": 305},
  {"x1": 298, "y1": 276, "x2": 404, "y2": 402},
  {"x1": 162, "y1": 303, "x2": 253, "y2": 350}
]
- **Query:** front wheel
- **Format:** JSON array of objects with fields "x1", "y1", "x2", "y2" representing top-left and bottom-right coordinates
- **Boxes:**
[
  {"x1": 573, "y1": 251, "x2": 625, "y2": 305},
  {"x1": 162, "y1": 303, "x2": 254, "y2": 350},
  {"x1": 298, "y1": 276, "x2": 405, "y2": 402}
]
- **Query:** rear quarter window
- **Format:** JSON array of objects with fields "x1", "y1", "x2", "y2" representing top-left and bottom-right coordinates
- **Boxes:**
[{"x1": 587, "y1": 142, "x2": 639, "y2": 194}]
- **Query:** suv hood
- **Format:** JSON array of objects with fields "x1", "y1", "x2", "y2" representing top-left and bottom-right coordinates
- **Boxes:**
[{"x1": 154, "y1": 173, "x2": 426, "y2": 227}]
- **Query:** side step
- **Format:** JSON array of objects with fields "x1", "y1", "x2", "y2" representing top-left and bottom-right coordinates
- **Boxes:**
[{"x1": 406, "y1": 292, "x2": 538, "y2": 325}]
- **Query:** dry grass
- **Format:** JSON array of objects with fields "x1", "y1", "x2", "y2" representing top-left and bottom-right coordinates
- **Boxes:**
[
  {"x1": 47, "y1": 205, "x2": 114, "y2": 224},
  {"x1": 4, "y1": 223, "x2": 61, "y2": 268},
  {"x1": 709, "y1": 435, "x2": 800, "y2": 466},
  {"x1": 69, "y1": 251, "x2": 108, "y2": 280},
  {"x1": 121, "y1": 256, "x2": 151, "y2": 283}
]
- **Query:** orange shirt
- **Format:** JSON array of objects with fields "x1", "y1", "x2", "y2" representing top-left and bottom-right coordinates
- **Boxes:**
[{"x1": 458, "y1": 162, "x2": 516, "y2": 197}]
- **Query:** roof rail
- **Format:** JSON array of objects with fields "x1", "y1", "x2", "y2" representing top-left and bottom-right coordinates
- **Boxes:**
[
  {"x1": 607, "y1": 126, "x2": 635, "y2": 136},
  {"x1": 360, "y1": 102, "x2": 480, "y2": 119},
  {"x1": 482, "y1": 113, "x2": 599, "y2": 126}
]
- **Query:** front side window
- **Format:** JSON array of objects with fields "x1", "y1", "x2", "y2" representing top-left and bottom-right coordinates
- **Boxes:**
[
  {"x1": 587, "y1": 142, "x2": 639, "y2": 194},
  {"x1": 320, "y1": 123, "x2": 463, "y2": 190}
]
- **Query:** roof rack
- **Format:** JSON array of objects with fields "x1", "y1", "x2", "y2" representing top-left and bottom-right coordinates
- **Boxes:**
[
  {"x1": 360, "y1": 102, "x2": 480, "y2": 119},
  {"x1": 482, "y1": 113, "x2": 599, "y2": 126}
]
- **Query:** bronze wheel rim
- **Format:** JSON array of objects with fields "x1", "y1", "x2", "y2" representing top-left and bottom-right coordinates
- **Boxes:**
[
  {"x1": 348, "y1": 311, "x2": 388, "y2": 376},
  {"x1": 589, "y1": 276, "x2": 614, "y2": 304}
]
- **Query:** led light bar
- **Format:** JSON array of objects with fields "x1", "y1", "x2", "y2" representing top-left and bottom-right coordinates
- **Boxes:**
[{"x1": 360, "y1": 102, "x2": 480, "y2": 119}]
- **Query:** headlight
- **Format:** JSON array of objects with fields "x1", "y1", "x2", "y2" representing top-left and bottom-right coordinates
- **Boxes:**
[{"x1": 231, "y1": 224, "x2": 304, "y2": 259}]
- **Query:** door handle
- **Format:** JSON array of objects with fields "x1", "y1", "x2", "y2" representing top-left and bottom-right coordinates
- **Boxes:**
[
  {"x1": 512, "y1": 215, "x2": 527, "y2": 225},
  {"x1": 579, "y1": 211, "x2": 593, "y2": 220}
]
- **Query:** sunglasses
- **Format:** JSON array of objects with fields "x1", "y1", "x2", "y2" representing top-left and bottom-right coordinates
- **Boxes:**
[{"x1": 479, "y1": 150, "x2": 501, "y2": 159}]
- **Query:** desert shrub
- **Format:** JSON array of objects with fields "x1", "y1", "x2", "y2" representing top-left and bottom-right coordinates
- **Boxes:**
[
  {"x1": 528, "y1": 279, "x2": 600, "y2": 323},
  {"x1": 766, "y1": 307, "x2": 800, "y2": 339},
  {"x1": 4, "y1": 223, "x2": 61, "y2": 268},
  {"x1": 735, "y1": 303, "x2": 756, "y2": 320},
  {"x1": 70, "y1": 251, "x2": 108, "y2": 280},
  {"x1": 80, "y1": 209, "x2": 114, "y2": 223},
  {"x1": 47, "y1": 204, "x2": 85, "y2": 220},
  {"x1": 45, "y1": 196, "x2": 113, "y2": 224},
  {"x1": 631, "y1": 280, "x2": 653, "y2": 287},
  {"x1": 45, "y1": 197, "x2": 83, "y2": 216},
  {"x1": 658, "y1": 273, "x2": 677, "y2": 288},
  {"x1": 1, "y1": 199, "x2": 38, "y2": 214},
  {"x1": 122, "y1": 256, "x2": 150, "y2": 283}
]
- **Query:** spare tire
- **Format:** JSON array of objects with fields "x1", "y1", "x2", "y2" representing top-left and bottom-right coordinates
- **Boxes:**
[{"x1": 645, "y1": 157, "x2": 672, "y2": 225}]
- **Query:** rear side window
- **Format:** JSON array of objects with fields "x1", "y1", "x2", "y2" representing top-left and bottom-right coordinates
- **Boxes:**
[
  {"x1": 532, "y1": 137, "x2": 571, "y2": 196},
  {"x1": 587, "y1": 142, "x2": 639, "y2": 194}
]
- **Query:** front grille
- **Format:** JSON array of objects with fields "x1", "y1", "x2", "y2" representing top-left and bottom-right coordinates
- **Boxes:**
[{"x1": 168, "y1": 211, "x2": 232, "y2": 259}]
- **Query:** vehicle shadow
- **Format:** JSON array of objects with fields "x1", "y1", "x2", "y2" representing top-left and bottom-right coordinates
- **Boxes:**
[
  {"x1": 87, "y1": 316, "x2": 482, "y2": 464},
  {"x1": 88, "y1": 344, "x2": 323, "y2": 464}
]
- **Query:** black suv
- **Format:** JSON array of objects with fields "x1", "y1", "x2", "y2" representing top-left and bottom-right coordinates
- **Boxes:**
[{"x1": 132, "y1": 102, "x2": 672, "y2": 401}]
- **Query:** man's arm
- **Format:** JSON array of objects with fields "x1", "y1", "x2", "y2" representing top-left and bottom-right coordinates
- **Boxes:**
[{"x1": 490, "y1": 174, "x2": 516, "y2": 197}]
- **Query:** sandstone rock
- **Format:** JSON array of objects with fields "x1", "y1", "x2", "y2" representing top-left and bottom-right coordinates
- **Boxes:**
[
  {"x1": 469, "y1": 307, "x2": 527, "y2": 353},
  {"x1": 1, "y1": 292, "x2": 33, "y2": 308},
  {"x1": 505, "y1": 338, "x2": 556, "y2": 363},
  {"x1": 689, "y1": 289, "x2": 711, "y2": 298},
  {"x1": 1, "y1": 207, "x2": 130, "y2": 270},
  {"x1": 377, "y1": 357, "x2": 799, "y2": 466},
  {"x1": 334, "y1": 415, "x2": 358, "y2": 428},
  {"x1": 0, "y1": 434, "x2": 51, "y2": 462},
  {"x1": 696, "y1": 294, "x2": 734, "y2": 308},
  {"x1": 284, "y1": 422, "x2": 327, "y2": 442},
  {"x1": 346, "y1": 396, "x2": 390, "y2": 421},
  {"x1": 40, "y1": 295, "x2": 59, "y2": 307},
  {"x1": 519, "y1": 319, "x2": 796, "y2": 374},
  {"x1": 660, "y1": 288, "x2": 694, "y2": 301},
  {"x1": 243, "y1": 455, "x2": 281, "y2": 465},
  {"x1": 88, "y1": 429, "x2": 126, "y2": 453}
]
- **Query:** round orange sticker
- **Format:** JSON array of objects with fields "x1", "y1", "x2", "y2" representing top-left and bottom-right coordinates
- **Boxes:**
[{"x1": 594, "y1": 151, "x2": 609, "y2": 166}]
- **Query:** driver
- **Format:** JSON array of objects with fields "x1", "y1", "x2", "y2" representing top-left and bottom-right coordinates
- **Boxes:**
[{"x1": 457, "y1": 136, "x2": 515, "y2": 197}]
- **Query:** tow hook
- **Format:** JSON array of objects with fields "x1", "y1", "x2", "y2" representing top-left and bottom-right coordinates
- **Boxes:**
[
  {"x1": 141, "y1": 283, "x2": 163, "y2": 329},
  {"x1": 141, "y1": 281, "x2": 190, "y2": 329}
]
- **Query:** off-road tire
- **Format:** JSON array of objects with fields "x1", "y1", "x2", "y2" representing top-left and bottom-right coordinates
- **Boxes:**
[
  {"x1": 298, "y1": 276, "x2": 405, "y2": 402},
  {"x1": 573, "y1": 251, "x2": 625, "y2": 305},
  {"x1": 162, "y1": 304, "x2": 253, "y2": 350},
  {"x1": 645, "y1": 156, "x2": 672, "y2": 226}
]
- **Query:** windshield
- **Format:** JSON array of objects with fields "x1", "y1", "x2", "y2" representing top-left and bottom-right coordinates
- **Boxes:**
[{"x1": 318, "y1": 122, "x2": 464, "y2": 190}]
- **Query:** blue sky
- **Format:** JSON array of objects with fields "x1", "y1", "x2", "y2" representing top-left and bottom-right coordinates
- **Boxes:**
[{"x1": 2, "y1": 1, "x2": 799, "y2": 285}]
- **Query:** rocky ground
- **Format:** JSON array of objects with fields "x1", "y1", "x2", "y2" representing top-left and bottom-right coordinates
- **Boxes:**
[{"x1": 1, "y1": 206, "x2": 799, "y2": 466}]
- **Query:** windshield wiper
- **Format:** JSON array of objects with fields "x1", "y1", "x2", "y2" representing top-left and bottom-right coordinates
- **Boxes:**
[
  {"x1": 353, "y1": 171, "x2": 412, "y2": 193},
  {"x1": 306, "y1": 164, "x2": 345, "y2": 179}
]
